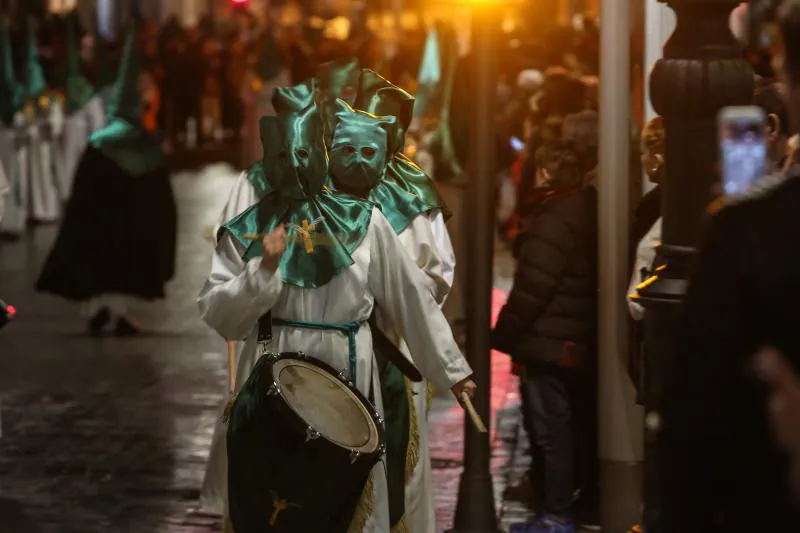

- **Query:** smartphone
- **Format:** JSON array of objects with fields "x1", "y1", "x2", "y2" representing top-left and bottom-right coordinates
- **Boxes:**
[
  {"x1": 510, "y1": 136, "x2": 525, "y2": 152},
  {"x1": 718, "y1": 106, "x2": 767, "y2": 197}
]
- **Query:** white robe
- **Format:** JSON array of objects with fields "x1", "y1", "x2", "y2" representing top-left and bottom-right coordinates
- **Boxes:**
[
  {"x1": 200, "y1": 171, "x2": 258, "y2": 516},
  {"x1": 0, "y1": 154, "x2": 8, "y2": 223},
  {"x1": 385, "y1": 208, "x2": 454, "y2": 533},
  {"x1": 0, "y1": 126, "x2": 23, "y2": 234},
  {"x1": 198, "y1": 206, "x2": 472, "y2": 533},
  {"x1": 20, "y1": 102, "x2": 65, "y2": 222},
  {"x1": 60, "y1": 96, "x2": 106, "y2": 196}
]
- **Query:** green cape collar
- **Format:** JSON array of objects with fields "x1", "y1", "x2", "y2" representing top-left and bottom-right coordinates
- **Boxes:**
[{"x1": 222, "y1": 185, "x2": 374, "y2": 289}]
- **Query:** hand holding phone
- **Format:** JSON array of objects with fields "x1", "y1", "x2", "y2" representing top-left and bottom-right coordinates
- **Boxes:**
[{"x1": 718, "y1": 106, "x2": 768, "y2": 197}]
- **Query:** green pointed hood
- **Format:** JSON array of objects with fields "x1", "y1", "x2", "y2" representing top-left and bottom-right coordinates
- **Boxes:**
[
  {"x1": 272, "y1": 78, "x2": 317, "y2": 115},
  {"x1": 65, "y1": 16, "x2": 94, "y2": 113},
  {"x1": 106, "y1": 27, "x2": 141, "y2": 124},
  {"x1": 351, "y1": 70, "x2": 450, "y2": 230},
  {"x1": 413, "y1": 28, "x2": 441, "y2": 119},
  {"x1": 222, "y1": 106, "x2": 374, "y2": 289},
  {"x1": 0, "y1": 22, "x2": 21, "y2": 124},
  {"x1": 316, "y1": 58, "x2": 360, "y2": 142},
  {"x1": 88, "y1": 25, "x2": 165, "y2": 177},
  {"x1": 253, "y1": 26, "x2": 282, "y2": 82},
  {"x1": 24, "y1": 21, "x2": 47, "y2": 101},
  {"x1": 427, "y1": 22, "x2": 464, "y2": 181}
]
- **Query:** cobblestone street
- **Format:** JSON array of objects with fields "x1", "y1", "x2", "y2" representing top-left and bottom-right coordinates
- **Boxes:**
[{"x1": 0, "y1": 164, "x2": 529, "y2": 533}]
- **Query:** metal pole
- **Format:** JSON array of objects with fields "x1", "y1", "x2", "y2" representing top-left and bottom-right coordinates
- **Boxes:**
[
  {"x1": 598, "y1": 0, "x2": 645, "y2": 529},
  {"x1": 636, "y1": 0, "x2": 753, "y2": 530},
  {"x1": 446, "y1": 4, "x2": 499, "y2": 532}
]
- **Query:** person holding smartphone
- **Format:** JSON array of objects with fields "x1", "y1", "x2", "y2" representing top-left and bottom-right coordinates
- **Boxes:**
[{"x1": 657, "y1": 5, "x2": 800, "y2": 530}]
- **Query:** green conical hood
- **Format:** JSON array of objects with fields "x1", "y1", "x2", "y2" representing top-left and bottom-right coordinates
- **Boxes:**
[
  {"x1": 65, "y1": 15, "x2": 94, "y2": 113},
  {"x1": 107, "y1": 26, "x2": 140, "y2": 123},
  {"x1": 89, "y1": 24, "x2": 165, "y2": 177},
  {"x1": 272, "y1": 78, "x2": 317, "y2": 114},
  {"x1": 253, "y1": 26, "x2": 282, "y2": 82},
  {"x1": 0, "y1": 22, "x2": 21, "y2": 124},
  {"x1": 24, "y1": 21, "x2": 47, "y2": 100},
  {"x1": 413, "y1": 28, "x2": 441, "y2": 119}
]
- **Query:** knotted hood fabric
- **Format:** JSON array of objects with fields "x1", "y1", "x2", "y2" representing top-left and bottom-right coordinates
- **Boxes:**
[
  {"x1": 222, "y1": 105, "x2": 373, "y2": 289},
  {"x1": 88, "y1": 25, "x2": 165, "y2": 177},
  {"x1": 65, "y1": 16, "x2": 94, "y2": 114},
  {"x1": 353, "y1": 69, "x2": 450, "y2": 229}
]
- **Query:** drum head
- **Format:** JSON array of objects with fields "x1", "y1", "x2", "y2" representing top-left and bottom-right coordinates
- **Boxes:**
[{"x1": 273, "y1": 358, "x2": 381, "y2": 454}]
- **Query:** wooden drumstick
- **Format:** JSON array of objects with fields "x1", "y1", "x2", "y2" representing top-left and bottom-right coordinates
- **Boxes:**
[
  {"x1": 227, "y1": 340, "x2": 237, "y2": 394},
  {"x1": 460, "y1": 392, "x2": 488, "y2": 433}
]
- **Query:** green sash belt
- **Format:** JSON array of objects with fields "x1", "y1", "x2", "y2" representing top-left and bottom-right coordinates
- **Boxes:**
[{"x1": 272, "y1": 317, "x2": 364, "y2": 381}]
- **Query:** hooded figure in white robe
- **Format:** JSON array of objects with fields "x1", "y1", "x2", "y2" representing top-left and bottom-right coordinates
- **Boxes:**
[
  {"x1": 199, "y1": 103, "x2": 473, "y2": 533},
  {"x1": 16, "y1": 22, "x2": 65, "y2": 223},
  {"x1": 0, "y1": 22, "x2": 25, "y2": 237}
]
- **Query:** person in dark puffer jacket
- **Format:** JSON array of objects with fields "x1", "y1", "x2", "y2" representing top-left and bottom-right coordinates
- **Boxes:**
[{"x1": 493, "y1": 138, "x2": 598, "y2": 533}]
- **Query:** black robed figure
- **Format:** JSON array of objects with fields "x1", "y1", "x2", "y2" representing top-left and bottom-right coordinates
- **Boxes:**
[{"x1": 36, "y1": 24, "x2": 176, "y2": 333}]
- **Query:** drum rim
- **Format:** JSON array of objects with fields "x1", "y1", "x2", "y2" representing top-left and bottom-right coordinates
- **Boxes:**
[{"x1": 268, "y1": 351, "x2": 386, "y2": 454}]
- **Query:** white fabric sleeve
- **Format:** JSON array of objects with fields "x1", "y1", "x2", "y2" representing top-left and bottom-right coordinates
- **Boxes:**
[
  {"x1": 212, "y1": 171, "x2": 258, "y2": 246},
  {"x1": 398, "y1": 212, "x2": 449, "y2": 305},
  {"x1": 368, "y1": 208, "x2": 472, "y2": 393},
  {"x1": 49, "y1": 101, "x2": 65, "y2": 137},
  {"x1": 627, "y1": 218, "x2": 662, "y2": 320},
  {"x1": 427, "y1": 208, "x2": 455, "y2": 295},
  {"x1": 198, "y1": 233, "x2": 283, "y2": 340}
]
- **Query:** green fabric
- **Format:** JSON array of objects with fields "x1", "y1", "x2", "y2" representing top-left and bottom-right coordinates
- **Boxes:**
[
  {"x1": 272, "y1": 317, "x2": 363, "y2": 380},
  {"x1": 89, "y1": 26, "x2": 165, "y2": 177},
  {"x1": 245, "y1": 159, "x2": 271, "y2": 198},
  {"x1": 354, "y1": 69, "x2": 450, "y2": 221},
  {"x1": 253, "y1": 26, "x2": 282, "y2": 82},
  {"x1": 95, "y1": 34, "x2": 117, "y2": 89},
  {"x1": 428, "y1": 23, "x2": 464, "y2": 181},
  {"x1": 223, "y1": 106, "x2": 374, "y2": 289},
  {"x1": 329, "y1": 99, "x2": 396, "y2": 193},
  {"x1": 65, "y1": 16, "x2": 94, "y2": 113},
  {"x1": 24, "y1": 22, "x2": 46, "y2": 101},
  {"x1": 272, "y1": 78, "x2": 317, "y2": 115},
  {"x1": 316, "y1": 58, "x2": 360, "y2": 142},
  {"x1": 380, "y1": 362, "x2": 410, "y2": 528},
  {"x1": 413, "y1": 28, "x2": 440, "y2": 119},
  {"x1": 0, "y1": 22, "x2": 22, "y2": 125}
]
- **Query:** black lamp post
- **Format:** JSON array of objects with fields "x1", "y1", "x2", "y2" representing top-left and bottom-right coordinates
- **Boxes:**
[
  {"x1": 636, "y1": 0, "x2": 753, "y2": 530},
  {"x1": 445, "y1": 3, "x2": 501, "y2": 532}
]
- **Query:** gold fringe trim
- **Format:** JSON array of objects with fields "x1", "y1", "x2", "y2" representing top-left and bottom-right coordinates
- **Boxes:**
[
  {"x1": 391, "y1": 517, "x2": 410, "y2": 533},
  {"x1": 220, "y1": 393, "x2": 238, "y2": 423},
  {"x1": 426, "y1": 381, "x2": 435, "y2": 415},
  {"x1": 404, "y1": 378, "x2": 421, "y2": 483},
  {"x1": 347, "y1": 471, "x2": 375, "y2": 533}
]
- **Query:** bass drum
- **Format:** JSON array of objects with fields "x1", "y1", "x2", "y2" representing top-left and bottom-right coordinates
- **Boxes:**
[{"x1": 227, "y1": 351, "x2": 385, "y2": 533}]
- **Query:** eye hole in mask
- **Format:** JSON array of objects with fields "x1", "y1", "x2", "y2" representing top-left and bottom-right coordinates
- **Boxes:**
[
  {"x1": 361, "y1": 147, "x2": 376, "y2": 157},
  {"x1": 341, "y1": 145, "x2": 356, "y2": 156},
  {"x1": 296, "y1": 148, "x2": 309, "y2": 159}
]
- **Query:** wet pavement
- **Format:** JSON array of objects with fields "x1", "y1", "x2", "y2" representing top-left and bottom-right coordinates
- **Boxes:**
[{"x1": 0, "y1": 164, "x2": 527, "y2": 533}]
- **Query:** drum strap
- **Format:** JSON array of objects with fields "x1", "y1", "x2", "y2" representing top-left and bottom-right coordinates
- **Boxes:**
[{"x1": 272, "y1": 317, "x2": 365, "y2": 383}]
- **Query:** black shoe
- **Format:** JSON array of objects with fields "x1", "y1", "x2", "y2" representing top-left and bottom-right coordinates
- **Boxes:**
[
  {"x1": 114, "y1": 317, "x2": 140, "y2": 337},
  {"x1": 88, "y1": 307, "x2": 111, "y2": 336}
]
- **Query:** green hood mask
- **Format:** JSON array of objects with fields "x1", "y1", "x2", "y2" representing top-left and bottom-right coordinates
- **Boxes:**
[
  {"x1": 65, "y1": 15, "x2": 94, "y2": 113},
  {"x1": 89, "y1": 25, "x2": 165, "y2": 177},
  {"x1": 353, "y1": 69, "x2": 450, "y2": 227},
  {"x1": 329, "y1": 99, "x2": 396, "y2": 194},
  {"x1": 316, "y1": 58, "x2": 360, "y2": 142},
  {"x1": 244, "y1": 78, "x2": 321, "y2": 198},
  {"x1": 222, "y1": 106, "x2": 374, "y2": 289}
]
